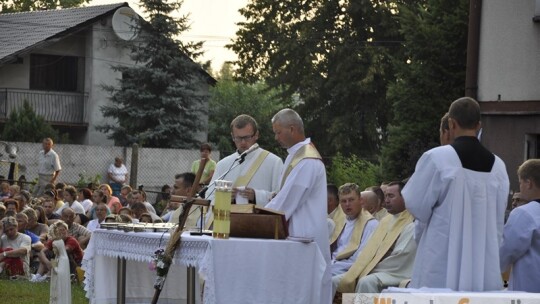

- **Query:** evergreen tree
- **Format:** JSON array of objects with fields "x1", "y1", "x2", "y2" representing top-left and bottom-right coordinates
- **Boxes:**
[
  {"x1": 98, "y1": 0, "x2": 211, "y2": 148},
  {"x1": 1, "y1": 101, "x2": 59, "y2": 142},
  {"x1": 380, "y1": 0, "x2": 469, "y2": 180}
]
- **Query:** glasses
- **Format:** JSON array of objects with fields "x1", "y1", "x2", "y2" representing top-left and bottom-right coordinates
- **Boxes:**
[{"x1": 231, "y1": 134, "x2": 256, "y2": 142}]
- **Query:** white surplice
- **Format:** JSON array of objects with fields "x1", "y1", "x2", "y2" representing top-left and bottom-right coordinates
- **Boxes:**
[
  {"x1": 206, "y1": 147, "x2": 283, "y2": 205},
  {"x1": 500, "y1": 201, "x2": 540, "y2": 292},
  {"x1": 402, "y1": 145, "x2": 509, "y2": 291},
  {"x1": 265, "y1": 138, "x2": 331, "y2": 304}
]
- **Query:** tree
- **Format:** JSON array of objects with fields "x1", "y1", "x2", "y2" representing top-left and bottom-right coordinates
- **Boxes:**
[
  {"x1": 209, "y1": 63, "x2": 292, "y2": 157},
  {"x1": 1, "y1": 101, "x2": 60, "y2": 142},
  {"x1": 327, "y1": 153, "x2": 379, "y2": 191},
  {"x1": 97, "y1": 0, "x2": 211, "y2": 148},
  {"x1": 0, "y1": 0, "x2": 88, "y2": 13},
  {"x1": 380, "y1": 0, "x2": 469, "y2": 180},
  {"x1": 229, "y1": 0, "x2": 404, "y2": 159}
]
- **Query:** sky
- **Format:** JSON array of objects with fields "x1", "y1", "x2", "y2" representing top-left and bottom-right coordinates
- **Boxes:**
[{"x1": 89, "y1": 0, "x2": 248, "y2": 72}]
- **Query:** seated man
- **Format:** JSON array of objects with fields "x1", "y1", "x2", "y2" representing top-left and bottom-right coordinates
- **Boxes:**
[
  {"x1": 0, "y1": 216, "x2": 32, "y2": 278},
  {"x1": 500, "y1": 159, "x2": 540, "y2": 292},
  {"x1": 335, "y1": 181, "x2": 417, "y2": 294},
  {"x1": 364, "y1": 186, "x2": 389, "y2": 220},
  {"x1": 42, "y1": 199, "x2": 61, "y2": 224},
  {"x1": 130, "y1": 190, "x2": 157, "y2": 214},
  {"x1": 15, "y1": 212, "x2": 44, "y2": 272},
  {"x1": 166, "y1": 173, "x2": 202, "y2": 228},
  {"x1": 131, "y1": 202, "x2": 162, "y2": 223},
  {"x1": 331, "y1": 183, "x2": 378, "y2": 280},
  {"x1": 61, "y1": 208, "x2": 91, "y2": 249},
  {"x1": 86, "y1": 202, "x2": 109, "y2": 232}
]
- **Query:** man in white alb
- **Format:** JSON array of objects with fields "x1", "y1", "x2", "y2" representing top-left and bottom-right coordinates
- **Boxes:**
[
  {"x1": 330, "y1": 183, "x2": 378, "y2": 296},
  {"x1": 402, "y1": 97, "x2": 510, "y2": 291},
  {"x1": 266, "y1": 108, "x2": 331, "y2": 304},
  {"x1": 204, "y1": 114, "x2": 283, "y2": 228}
]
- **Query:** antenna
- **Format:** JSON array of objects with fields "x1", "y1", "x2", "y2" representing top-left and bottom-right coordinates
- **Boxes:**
[{"x1": 112, "y1": 7, "x2": 139, "y2": 41}]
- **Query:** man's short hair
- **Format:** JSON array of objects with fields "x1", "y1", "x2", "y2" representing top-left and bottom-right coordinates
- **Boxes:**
[
  {"x1": 230, "y1": 114, "x2": 259, "y2": 133},
  {"x1": 366, "y1": 186, "x2": 384, "y2": 205},
  {"x1": 271, "y1": 108, "x2": 304, "y2": 133},
  {"x1": 448, "y1": 97, "x2": 481, "y2": 130},
  {"x1": 518, "y1": 159, "x2": 540, "y2": 187},
  {"x1": 4, "y1": 199, "x2": 19, "y2": 211},
  {"x1": 387, "y1": 181, "x2": 405, "y2": 195},
  {"x1": 440, "y1": 112, "x2": 450, "y2": 131},
  {"x1": 338, "y1": 183, "x2": 361, "y2": 197},
  {"x1": 175, "y1": 172, "x2": 195, "y2": 188}
]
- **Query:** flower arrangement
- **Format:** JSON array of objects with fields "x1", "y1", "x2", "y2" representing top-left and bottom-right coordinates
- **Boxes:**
[{"x1": 150, "y1": 248, "x2": 172, "y2": 288}]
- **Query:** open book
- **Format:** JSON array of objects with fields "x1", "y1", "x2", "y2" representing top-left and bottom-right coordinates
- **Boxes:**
[{"x1": 229, "y1": 205, "x2": 288, "y2": 239}]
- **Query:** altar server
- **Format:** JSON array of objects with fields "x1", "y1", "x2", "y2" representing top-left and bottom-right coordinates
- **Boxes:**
[
  {"x1": 500, "y1": 159, "x2": 540, "y2": 292},
  {"x1": 403, "y1": 97, "x2": 509, "y2": 291}
]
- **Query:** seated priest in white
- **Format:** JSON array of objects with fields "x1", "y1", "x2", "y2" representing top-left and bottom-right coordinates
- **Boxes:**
[
  {"x1": 330, "y1": 184, "x2": 378, "y2": 294},
  {"x1": 335, "y1": 181, "x2": 417, "y2": 295}
]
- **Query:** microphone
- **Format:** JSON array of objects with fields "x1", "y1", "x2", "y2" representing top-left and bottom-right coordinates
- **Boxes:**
[{"x1": 236, "y1": 143, "x2": 259, "y2": 163}]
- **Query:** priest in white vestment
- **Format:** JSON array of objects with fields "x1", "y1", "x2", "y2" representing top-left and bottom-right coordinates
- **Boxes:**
[
  {"x1": 204, "y1": 114, "x2": 283, "y2": 228},
  {"x1": 336, "y1": 181, "x2": 416, "y2": 294},
  {"x1": 266, "y1": 109, "x2": 331, "y2": 304},
  {"x1": 402, "y1": 97, "x2": 509, "y2": 291},
  {"x1": 500, "y1": 159, "x2": 540, "y2": 292}
]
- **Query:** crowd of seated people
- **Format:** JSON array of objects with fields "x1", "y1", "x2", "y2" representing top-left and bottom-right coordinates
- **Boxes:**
[{"x1": 0, "y1": 180, "x2": 174, "y2": 282}]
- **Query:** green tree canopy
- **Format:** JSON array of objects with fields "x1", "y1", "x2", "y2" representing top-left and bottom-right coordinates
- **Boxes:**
[
  {"x1": 97, "y1": 0, "x2": 211, "y2": 148},
  {"x1": 0, "y1": 0, "x2": 88, "y2": 13},
  {"x1": 229, "y1": 0, "x2": 404, "y2": 159},
  {"x1": 209, "y1": 63, "x2": 292, "y2": 157},
  {"x1": 380, "y1": 0, "x2": 469, "y2": 180},
  {"x1": 1, "y1": 101, "x2": 60, "y2": 142}
]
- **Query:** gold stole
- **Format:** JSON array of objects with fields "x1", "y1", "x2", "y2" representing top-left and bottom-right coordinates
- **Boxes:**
[
  {"x1": 337, "y1": 210, "x2": 414, "y2": 293},
  {"x1": 280, "y1": 143, "x2": 322, "y2": 188},
  {"x1": 204, "y1": 149, "x2": 270, "y2": 230},
  {"x1": 334, "y1": 209, "x2": 374, "y2": 260},
  {"x1": 329, "y1": 206, "x2": 346, "y2": 245}
]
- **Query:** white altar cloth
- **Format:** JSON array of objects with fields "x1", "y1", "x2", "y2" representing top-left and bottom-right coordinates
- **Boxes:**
[{"x1": 83, "y1": 230, "x2": 326, "y2": 304}]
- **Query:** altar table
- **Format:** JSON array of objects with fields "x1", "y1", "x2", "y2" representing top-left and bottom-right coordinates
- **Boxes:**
[{"x1": 83, "y1": 230, "x2": 326, "y2": 304}]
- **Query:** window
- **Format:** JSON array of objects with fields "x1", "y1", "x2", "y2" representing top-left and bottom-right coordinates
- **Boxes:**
[
  {"x1": 30, "y1": 54, "x2": 79, "y2": 92},
  {"x1": 525, "y1": 134, "x2": 539, "y2": 159}
]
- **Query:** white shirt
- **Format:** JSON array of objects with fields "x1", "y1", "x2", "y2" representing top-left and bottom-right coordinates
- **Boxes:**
[
  {"x1": 108, "y1": 164, "x2": 128, "y2": 183},
  {"x1": 86, "y1": 219, "x2": 102, "y2": 232},
  {"x1": 55, "y1": 200, "x2": 86, "y2": 215},
  {"x1": 38, "y1": 149, "x2": 61, "y2": 175},
  {"x1": 403, "y1": 144, "x2": 509, "y2": 291},
  {"x1": 500, "y1": 201, "x2": 540, "y2": 292}
]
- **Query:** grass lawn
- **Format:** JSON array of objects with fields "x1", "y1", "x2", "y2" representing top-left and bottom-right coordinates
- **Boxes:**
[{"x1": 0, "y1": 279, "x2": 89, "y2": 304}]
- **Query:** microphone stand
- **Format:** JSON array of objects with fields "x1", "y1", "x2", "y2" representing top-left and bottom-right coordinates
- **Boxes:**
[{"x1": 189, "y1": 154, "x2": 247, "y2": 236}]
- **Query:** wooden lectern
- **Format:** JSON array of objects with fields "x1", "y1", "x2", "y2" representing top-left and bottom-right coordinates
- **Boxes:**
[{"x1": 229, "y1": 205, "x2": 288, "y2": 240}]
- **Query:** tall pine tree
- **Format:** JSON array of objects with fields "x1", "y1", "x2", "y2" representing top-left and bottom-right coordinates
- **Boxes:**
[{"x1": 98, "y1": 0, "x2": 212, "y2": 148}]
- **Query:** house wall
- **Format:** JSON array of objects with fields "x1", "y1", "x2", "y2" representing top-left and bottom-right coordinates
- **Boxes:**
[
  {"x1": 477, "y1": 0, "x2": 540, "y2": 194},
  {"x1": 83, "y1": 16, "x2": 135, "y2": 146},
  {"x1": 478, "y1": 0, "x2": 540, "y2": 101},
  {"x1": 0, "y1": 56, "x2": 30, "y2": 88}
]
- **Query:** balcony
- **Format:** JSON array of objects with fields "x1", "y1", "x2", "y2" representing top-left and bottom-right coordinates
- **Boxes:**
[{"x1": 0, "y1": 88, "x2": 88, "y2": 126}]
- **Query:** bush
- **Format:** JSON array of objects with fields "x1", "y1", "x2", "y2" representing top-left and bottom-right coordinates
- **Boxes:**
[
  {"x1": 1, "y1": 101, "x2": 63, "y2": 143},
  {"x1": 327, "y1": 153, "x2": 379, "y2": 189}
]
